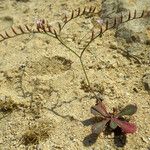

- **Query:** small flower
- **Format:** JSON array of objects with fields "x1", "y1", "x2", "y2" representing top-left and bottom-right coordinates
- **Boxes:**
[
  {"x1": 96, "y1": 18, "x2": 104, "y2": 25},
  {"x1": 91, "y1": 102, "x2": 137, "y2": 134},
  {"x1": 36, "y1": 19, "x2": 45, "y2": 29}
]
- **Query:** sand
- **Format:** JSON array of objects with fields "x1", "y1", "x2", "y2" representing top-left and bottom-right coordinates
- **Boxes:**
[{"x1": 0, "y1": 0, "x2": 149, "y2": 149}]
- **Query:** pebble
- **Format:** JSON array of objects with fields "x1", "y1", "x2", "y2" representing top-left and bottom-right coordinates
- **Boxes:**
[
  {"x1": 109, "y1": 42, "x2": 118, "y2": 50},
  {"x1": 142, "y1": 74, "x2": 150, "y2": 91},
  {"x1": 141, "y1": 137, "x2": 149, "y2": 143},
  {"x1": 0, "y1": 138, "x2": 3, "y2": 144}
]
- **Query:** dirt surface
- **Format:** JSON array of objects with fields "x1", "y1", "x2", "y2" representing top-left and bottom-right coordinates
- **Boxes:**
[{"x1": 0, "y1": 0, "x2": 149, "y2": 150}]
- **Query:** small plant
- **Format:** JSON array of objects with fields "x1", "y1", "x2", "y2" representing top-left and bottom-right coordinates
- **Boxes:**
[
  {"x1": 0, "y1": 5, "x2": 149, "y2": 148},
  {"x1": 21, "y1": 120, "x2": 55, "y2": 146},
  {"x1": 0, "y1": 8, "x2": 149, "y2": 97},
  {"x1": 91, "y1": 101, "x2": 137, "y2": 135},
  {"x1": 0, "y1": 96, "x2": 18, "y2": 113}
]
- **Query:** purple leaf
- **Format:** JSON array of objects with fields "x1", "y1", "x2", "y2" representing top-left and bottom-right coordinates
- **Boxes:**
[
  {"x1": 116, "y1": 104, "x2": 137, "y2": 117},
  {"x1": 91, "y1": 102, "x2": 110, "y2": 118},
  {"x1": 111, "y1": 118, "x2": 137, "y2": 134},
  {"x1": 92, "y1": 119, "x2": 109, "y2": 134}
]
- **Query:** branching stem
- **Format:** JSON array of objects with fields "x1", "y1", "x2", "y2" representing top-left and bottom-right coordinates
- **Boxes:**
[
  {"x1": 50, "y1": 32, "x2": 99, "y2": 100},
  {"x1": 56, "y1": 36, "x2": 80, "y2": 58}
]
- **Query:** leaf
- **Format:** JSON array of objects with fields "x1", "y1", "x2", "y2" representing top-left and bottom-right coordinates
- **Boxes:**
[
  {"x1": 116, "y1": 104, "x2": 137, "y2": 117},
  {"x1": 91, "y1": 102, "x2": 110, "y2": 118},
  {"x1": 111, "y1": 118, "x2": 137, "y2": 134},
  {"x1": 92, "y1": 119, "x2": 109, "y2": 134},
  {"x1": 110, "y1": 120, "x2": 118, "y2": 129}
]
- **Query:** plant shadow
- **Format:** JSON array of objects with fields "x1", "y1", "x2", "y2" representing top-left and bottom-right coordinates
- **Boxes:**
[{"x1": 82, "y1": 117, "x2": 127, "y2": 148}]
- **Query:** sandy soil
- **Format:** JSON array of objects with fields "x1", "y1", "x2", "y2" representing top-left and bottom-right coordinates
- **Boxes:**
[{"x1": 0, "y1": 0, "x2": 149, "y2": 150}]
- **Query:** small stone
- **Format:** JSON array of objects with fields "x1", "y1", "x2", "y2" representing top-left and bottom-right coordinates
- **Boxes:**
[
  {"x1": 142, "y1": 73, "x2": 150, "y2": 91},
  {"x1": 141, "y1": 137, "x2": 148, "y2": 143},
  {"x1": 66, "y1": 38, "x2": 72, "y2": 42},
  {"x1": 0, "y1": 137, "x2": 3, "y2": 144},
  {"x1": 109, "y1": 42, "x2": 118, "y2": 49}
]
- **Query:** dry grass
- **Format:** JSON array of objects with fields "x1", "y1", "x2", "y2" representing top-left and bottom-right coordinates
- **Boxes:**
[{"x1": 21, "y1": 120, "x2": 55, "y2": 146}]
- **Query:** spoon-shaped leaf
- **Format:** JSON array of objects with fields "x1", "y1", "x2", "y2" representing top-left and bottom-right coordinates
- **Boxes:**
[
  {"x1": 91, "y1": 102, "x2": 110, "y2": 118},
  {"x1": 92, "y1": 119, "x2": 109, "y2": 134},
  {"x1": 116, "y1": 104, "x2": 137, "y2": 117},
  {"x1": 111, "y1": 118, "x2": 137, "y2": 134}
]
